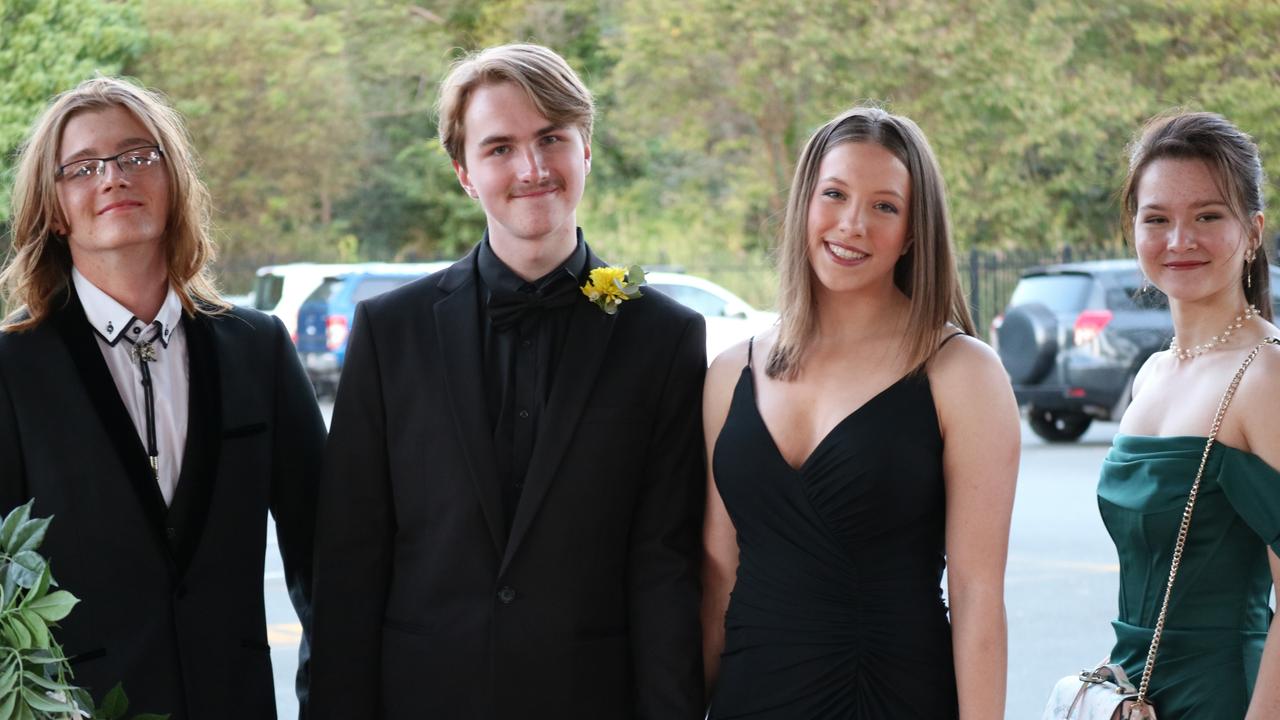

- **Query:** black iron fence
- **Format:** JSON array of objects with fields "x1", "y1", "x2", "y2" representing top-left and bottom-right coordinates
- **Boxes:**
[{"x1": 958, "y1": 245, "x2": 1130, "y2": 340}]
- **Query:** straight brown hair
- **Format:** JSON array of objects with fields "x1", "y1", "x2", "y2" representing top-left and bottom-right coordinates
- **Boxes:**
[{"x1": 767, "y1": 106, "x2": 975, "y2": 380}]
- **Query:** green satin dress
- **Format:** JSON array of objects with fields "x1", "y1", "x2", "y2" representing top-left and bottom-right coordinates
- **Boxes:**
[{"x1": 1098, "y1": 434, "x2": 1280, "y2": 719}]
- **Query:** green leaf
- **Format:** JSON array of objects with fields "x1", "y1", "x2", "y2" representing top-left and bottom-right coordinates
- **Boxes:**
[
  {"x1": 20, "y1": 564, "x2": 51, "y2": 609},
  {"x1": 19, "y1": 685, "x2": 76, "y2": 712},
  {"x1": 0, "y1": 501, "x2": 32, "y2": 553},
  {"x1": 20, "y1": 670, "x2": 70, "y2": 693},
  {"x1": 19, "y1": 611, "x2": 49, "y2": 649},
  {"x1": 8, "y1": 551, "x2": 45, "y2": 589},
  {"x1": 70, "y1": 688, "x2": 95, "y2": 717},
  {"x1": 26, "y1": 591, "x2": 78, "y2": 623},
  {"x1": 4, "y1": 616, "x2": 31, "y2": 647},
  {"x1": 0, "y1": 658, "x2": 17, "y2": 696},
  {"x1": 0, "y1": 689, "x2": 15, "y2": 720},
  {"x1": 12, "y1": 517, "x2": 50, "y2": 555},
  {"x1": 628, "y1": 265, "x2": 647, "y2": 285},
  {"x1": 97, "y1": 683, "x2": 128, "y2": 719}
]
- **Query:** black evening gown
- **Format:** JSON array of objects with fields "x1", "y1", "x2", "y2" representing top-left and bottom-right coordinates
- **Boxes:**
[{"x1": 709, "y1": 340, "x2": 958, "y2": 719}]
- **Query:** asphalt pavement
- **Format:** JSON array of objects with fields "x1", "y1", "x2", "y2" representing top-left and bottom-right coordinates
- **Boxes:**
[{"x1": 262, "y1": 410, "x2": 1144, "y2": 719}]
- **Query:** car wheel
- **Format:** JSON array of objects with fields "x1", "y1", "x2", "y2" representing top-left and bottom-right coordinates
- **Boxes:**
[
  {"x1": 1027, "y1": 406, "x2": 1092, "y2": 443},
  {"x1": 997, "y1": 303, "x2": 1058, "y2": 384}
]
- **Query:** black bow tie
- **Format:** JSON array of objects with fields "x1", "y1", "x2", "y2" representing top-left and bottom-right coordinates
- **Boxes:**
[{"x1": 486, "y1": 272, "x2": 580, "y2": 330}]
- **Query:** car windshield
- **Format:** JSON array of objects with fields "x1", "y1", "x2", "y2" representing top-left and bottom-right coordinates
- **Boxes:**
[
  {"x1": 305, "y1": 278, "x2": 344, "y2": 304},
  {"x1": 1009, "y1": 274, "x2": 1092, "y2": 314},
  {"x1": 253, "y1": 273, "x2": 285, "y2": 311},
  {"x1": 352, "y1": 277, "x2": 414, "y2": 303}
]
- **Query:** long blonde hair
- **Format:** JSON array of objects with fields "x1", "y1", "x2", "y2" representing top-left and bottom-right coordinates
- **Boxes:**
[
  {"x1": 2, "y1": 76, "x2": 226, "y2": 331},
  {"x1": 767, "y1": 106, "x2": 974, "y2": 380}
]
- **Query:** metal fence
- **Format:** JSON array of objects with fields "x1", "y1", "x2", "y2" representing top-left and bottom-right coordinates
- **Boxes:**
[{"x1": 958, "y1": 245, "x2": 1130, "y2": 340}]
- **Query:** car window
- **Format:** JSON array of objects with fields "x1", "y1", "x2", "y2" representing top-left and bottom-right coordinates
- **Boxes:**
[
  {"x1": 651, "y1": 283, "x2": 727, "y2": 317},
  {"x1": 351, "y1": 277, "x2": 414, "y2": 303},
  {"x1": 1009, "y1": 275, "x2": 1093, "y2": 314},
  {"x1": 253, "y1": 273, "x2": 284, "y2": 311},
  {"x1": 305, "y1": 278, "x2": 345, "y2": 305}
]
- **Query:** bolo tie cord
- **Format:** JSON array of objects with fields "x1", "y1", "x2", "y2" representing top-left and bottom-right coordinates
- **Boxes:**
[{"x1": 130, "y1": 336, "x2": 160, "y2": 479}]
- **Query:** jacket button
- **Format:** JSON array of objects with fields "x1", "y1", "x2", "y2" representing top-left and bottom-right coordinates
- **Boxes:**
[{"x1": 497, "y1": 586, "x2": 517, "y2": 604}]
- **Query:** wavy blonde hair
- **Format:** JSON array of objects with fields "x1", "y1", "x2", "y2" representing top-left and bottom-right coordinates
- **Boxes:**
[
  {"x1": 2, "y1": 76, "x2": 226, "y2": 331},
  {"x1": 767, "y1": 106, "x2": 975, "y2": 380}
]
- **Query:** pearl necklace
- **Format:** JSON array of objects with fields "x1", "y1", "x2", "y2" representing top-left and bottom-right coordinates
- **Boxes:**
[{"x1": 1169, "y1": 305, "x2": 1259, "y2": 360}]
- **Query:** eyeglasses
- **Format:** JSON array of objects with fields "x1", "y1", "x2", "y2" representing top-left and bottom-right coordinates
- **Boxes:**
[{"x1": 56, "y1": 146, "x2": 165, "y2": 183}]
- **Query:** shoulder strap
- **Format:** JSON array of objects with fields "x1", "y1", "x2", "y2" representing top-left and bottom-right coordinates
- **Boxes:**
[
  {"x1": 937, "y1": 330, "x2": 966, "y2": 351},
  {"x1": 1135, "y1": 336, "x2": 1280, "y2": 710}
]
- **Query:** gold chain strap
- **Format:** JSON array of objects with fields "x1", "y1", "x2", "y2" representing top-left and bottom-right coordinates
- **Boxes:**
[{"x1": 1132, "y1": 336, "x2": 1280, "y2": 710}]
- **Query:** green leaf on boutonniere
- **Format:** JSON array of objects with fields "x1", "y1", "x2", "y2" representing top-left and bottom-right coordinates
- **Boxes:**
[
  {"x1": 8, "y1": 551, "x2": 45, "y2": 590},
  {"x1": 12, "y1": 516, "x2": 50, "y2": 556},
  {"x1": 627, "y1": 265, "x2": 646, "y2": 285}
]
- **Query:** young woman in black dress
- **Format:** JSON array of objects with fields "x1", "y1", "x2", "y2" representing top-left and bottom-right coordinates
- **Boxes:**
[{"x1": 701, "y1": 106, "x2": 1020, "y2": 719}]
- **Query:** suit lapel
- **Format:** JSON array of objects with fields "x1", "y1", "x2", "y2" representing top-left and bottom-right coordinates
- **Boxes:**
[
  {"x1": 500, "y1": 253, "x2": 615, "y2": 575},
  {"x1": 165, "y1": 312, "x2": 222, "y2": 573},
  {"x1": 434, "y1": 249, "x2": 507, "y2": 557},
  {"x1": 50, "y1": 287, "x2": 173, "y2": 560}
]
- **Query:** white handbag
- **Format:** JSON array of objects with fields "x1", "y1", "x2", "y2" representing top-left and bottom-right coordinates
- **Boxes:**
[{"x1": 1041, "y1": 662, "x2": 1153, "y2": 720}]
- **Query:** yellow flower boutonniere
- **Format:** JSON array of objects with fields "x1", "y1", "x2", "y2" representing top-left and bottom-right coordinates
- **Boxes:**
[{"x1": 581, "y1": 265, "x2": 646, "y2": 315}]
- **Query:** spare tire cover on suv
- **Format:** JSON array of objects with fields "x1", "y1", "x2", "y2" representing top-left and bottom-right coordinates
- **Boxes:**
[{"x1": 998, "y1": 303, "x2": 1058, "y2": 384}]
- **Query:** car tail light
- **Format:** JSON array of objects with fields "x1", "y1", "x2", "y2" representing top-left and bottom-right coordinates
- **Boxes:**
[
  {"x1": 1073, "y1": 309, "x2": 1113, "y2": 347},
  {"x1": 326, "y1": 315, "x2": 349, "y2": 351}
]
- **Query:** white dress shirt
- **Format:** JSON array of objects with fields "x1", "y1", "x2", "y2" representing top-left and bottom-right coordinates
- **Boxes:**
[{"x1": 73, "y1": 268, "x2": 189, "y2": 506}]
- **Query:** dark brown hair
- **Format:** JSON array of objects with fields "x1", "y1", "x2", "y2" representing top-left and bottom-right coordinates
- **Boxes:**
[{"x1": 1120, "y1": 111, "x2": 1271, "y2": 319}]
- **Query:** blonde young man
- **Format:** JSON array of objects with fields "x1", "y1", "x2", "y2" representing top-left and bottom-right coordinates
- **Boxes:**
[
  {"x1": 309, "y1": 44, "x2": 706, "y2": 718},
  {"x1": 0, "y1": 78, "x2": 323, "y2": 718}
]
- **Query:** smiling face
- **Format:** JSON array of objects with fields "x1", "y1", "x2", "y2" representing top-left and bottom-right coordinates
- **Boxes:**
[
  {"x1": 1134, "y1": 157, "x2": 1262, "y2": 307},
  {"x1": 452, "y1": 81, "x2": 590, "y2": 253},
  {"x1": 805, "y1": 141, "x2": 912, "y2": 297},
  {"x1": 55, "y1": 105, "x2": 170, "y2": 266}
]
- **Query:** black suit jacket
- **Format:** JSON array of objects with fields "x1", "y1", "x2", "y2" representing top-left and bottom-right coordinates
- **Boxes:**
[
  {"x1": 0, "y1": 289, "x2": 324, "y2": 719},
  {"x1": 310, "y1": 244, "x2": 707, "y2": 719}
]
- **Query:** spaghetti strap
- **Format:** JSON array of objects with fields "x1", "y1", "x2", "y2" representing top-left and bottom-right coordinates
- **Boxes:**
[
  {"x1": 937, "y1": 331, "x2": 966, "y2": 351},
  {"x1": 747, "y1": 336, "x2": 755, "y2": 370}
]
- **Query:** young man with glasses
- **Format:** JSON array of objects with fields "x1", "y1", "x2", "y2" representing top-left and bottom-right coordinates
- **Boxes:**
[
  {"x1": 0, "y1": 77, "x2": 324, "y2": 719},
  {"x1": 310, "y1": 44, "x2": 707, "y2": 718}
]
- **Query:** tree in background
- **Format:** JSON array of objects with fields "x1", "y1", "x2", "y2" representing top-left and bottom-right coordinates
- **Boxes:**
[
  {"x1": 0, "y1": 0, "x2": 145, "y2": 222},
  {"x1": 4, "y1": 0, "x2": 1280, "y2": 302},
  {"x1": 137, "y1": 0, "x2": 365, "y2": 284}
]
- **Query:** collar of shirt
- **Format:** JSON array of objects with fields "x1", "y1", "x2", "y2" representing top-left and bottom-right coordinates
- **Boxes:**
[
  {"x1": 477, "y1": 227, "x2": 589, "y2": 296},
  {"x1": 72, "y1": 266, "x2": 184, "y2": 348}
]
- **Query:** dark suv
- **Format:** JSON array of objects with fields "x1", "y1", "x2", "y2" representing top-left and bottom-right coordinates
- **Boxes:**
[{"x1": 993, "y1": 259, "x2": 1278, "y2": 442}]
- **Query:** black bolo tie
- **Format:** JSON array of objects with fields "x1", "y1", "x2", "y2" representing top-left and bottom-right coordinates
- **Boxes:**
[{"x1": 129, "y1": 334, "x2": 160, "y2": 480}]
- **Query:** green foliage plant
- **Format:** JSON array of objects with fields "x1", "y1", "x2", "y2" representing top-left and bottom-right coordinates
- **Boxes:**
[{"x1": 0, "y1": 501, "x2": 165, "y2": 719}]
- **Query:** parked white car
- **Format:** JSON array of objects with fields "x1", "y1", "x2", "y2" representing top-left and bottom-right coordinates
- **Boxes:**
[{"x1": 645, "y1": 271, "x2": 778, "y2": 363}]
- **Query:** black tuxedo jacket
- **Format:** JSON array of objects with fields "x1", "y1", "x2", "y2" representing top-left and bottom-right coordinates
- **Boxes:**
[
  {"x1": 0, "y1": 289, "x2": 324, "y2": 719},
  {"x1": 310, "y1": 244, "x2": 707, "y2": 719}
]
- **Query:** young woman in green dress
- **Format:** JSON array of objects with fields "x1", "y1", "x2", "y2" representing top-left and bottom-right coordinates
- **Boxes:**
[{"x1": 1099, "y1": 111, "x2": 1280, "y2": 719}]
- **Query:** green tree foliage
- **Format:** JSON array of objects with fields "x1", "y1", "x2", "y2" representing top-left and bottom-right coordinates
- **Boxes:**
[
  {"x1": 136, "y1": 0, "x2": 365, "y2": 285},
  {"x1": 4, "y1": 0, "x2": 1280, "y2": 296},
  {"x1": 0, "y1": 0, "x2": 145, "y2": 222}
]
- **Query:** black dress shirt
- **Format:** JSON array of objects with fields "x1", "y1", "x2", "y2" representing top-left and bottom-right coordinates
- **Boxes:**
[{"x1": 477, "y1": 231, "x2": 589, "y2": 531}]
